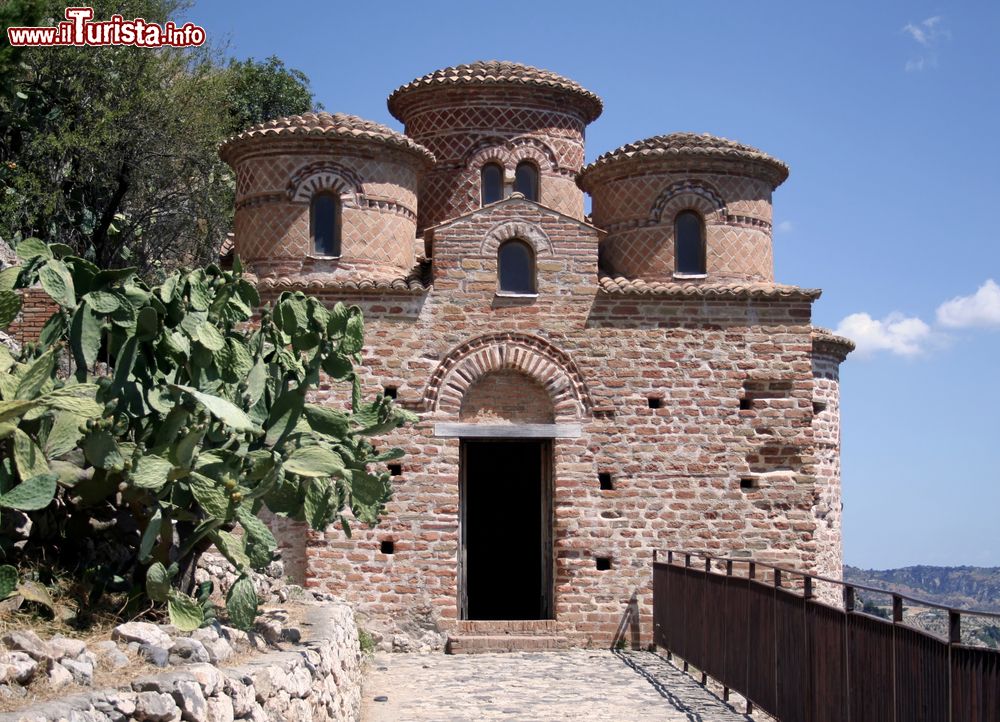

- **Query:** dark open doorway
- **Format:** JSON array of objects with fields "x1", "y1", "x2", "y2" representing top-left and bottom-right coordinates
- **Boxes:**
[{"x1": 460, "y1": 440, "x2": 552, "y2": 620}]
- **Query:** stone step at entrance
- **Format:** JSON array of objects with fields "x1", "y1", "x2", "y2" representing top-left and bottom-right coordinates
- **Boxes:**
[{"x1": 446, "y1": 620, "x2": 569, "y2": 654}]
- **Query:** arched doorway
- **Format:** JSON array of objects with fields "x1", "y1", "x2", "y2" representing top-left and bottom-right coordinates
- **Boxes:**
[{"x1": 458, "y1": 370, "x2": 554, "y2": 620}]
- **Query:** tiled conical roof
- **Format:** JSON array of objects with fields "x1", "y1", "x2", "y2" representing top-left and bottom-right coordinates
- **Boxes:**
[
  {"x1": 388, "y1": 61, "x2": 603, "y2": 123},
  {"x1": 219, "y1": 112, "x2": 435, "y2": 165},
  {"x1": 579, "y1": 132, "x2": 788, "y2": 188}
]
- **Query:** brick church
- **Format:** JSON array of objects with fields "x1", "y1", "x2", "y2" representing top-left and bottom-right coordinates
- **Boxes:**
[{"x1": 218, "y1": 61, "x2": 853, "y2": 650}]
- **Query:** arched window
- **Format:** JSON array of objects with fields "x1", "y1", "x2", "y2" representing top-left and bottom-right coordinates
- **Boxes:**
[
  {"x1": 481, "y1": 163, "x2": 503, "y2": 206},
  {"x1": 497, "y1": 239, "x2": 536, "y2": 294},
  {"x1": 514, "y1": 161, "x2": 539, "y2": 201},
  {"x1": 311, "y1": 191, "x2": 341, "y2": 256},
  {"x1": 674, "y1": 210, "x2": 706, "y2": 275}
]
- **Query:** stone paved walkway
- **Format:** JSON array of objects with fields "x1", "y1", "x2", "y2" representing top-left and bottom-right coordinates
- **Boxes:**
[{"x1": 361, "y1": 650, "x2": 754, "y2": 721}]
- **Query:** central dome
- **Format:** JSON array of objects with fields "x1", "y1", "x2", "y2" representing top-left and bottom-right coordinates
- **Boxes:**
[{"x1": 388, "y1": 60, "x2": 603, "y2": 123}]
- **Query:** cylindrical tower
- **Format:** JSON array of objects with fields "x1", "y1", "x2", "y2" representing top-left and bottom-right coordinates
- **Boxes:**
[
  {"x1": 387, "y1": 61, "x2": 603, "y2": 230},
  {"x1": 811, "y1": 328, "x2": 854, "y2": 583},
  {"x1": 577, "y1": 133, "x2": 788, "y2": 283},
  {"x1": 219, "y1": 112, "x2": 434, "y2": 285}
]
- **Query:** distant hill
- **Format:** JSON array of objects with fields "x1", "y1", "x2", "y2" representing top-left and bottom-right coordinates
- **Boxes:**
[{"x1": 843, "y1": 565, "x2": 1000, "y2": 613}]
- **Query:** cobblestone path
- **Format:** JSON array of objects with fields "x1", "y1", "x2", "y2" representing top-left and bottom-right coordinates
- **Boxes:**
[{"x1": 361, "y1": 650, "x2": 753, "y2": 721}]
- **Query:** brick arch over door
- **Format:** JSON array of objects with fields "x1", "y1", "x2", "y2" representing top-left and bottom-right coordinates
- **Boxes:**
[{"x1": 422, "y1": 332, "x2": 595, "y2": 420}]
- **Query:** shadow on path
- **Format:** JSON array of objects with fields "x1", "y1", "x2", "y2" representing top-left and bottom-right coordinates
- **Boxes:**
[{"x1": 613, "y1": 650, "x2": 754, "y2": 722}]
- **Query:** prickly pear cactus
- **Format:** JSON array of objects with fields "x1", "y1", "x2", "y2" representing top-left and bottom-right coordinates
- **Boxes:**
[{"x1": 0, "y1": 240, "x2": 416, "y2": 629}]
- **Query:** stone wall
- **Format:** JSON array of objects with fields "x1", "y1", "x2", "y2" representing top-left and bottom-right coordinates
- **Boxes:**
[
  {"x1": 0, "y1": 601, "x2": 363, "y2": 722},
  {"x1": 287, "y1": 197, "x2": 832, "y2": 649},
  {"x1": 811, "y1": 347, "x2": 846, "y2": 592}
]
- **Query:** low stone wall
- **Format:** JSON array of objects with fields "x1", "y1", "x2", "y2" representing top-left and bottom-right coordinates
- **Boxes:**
[{"x1": 0, "y1": 601, "x2": 363, "y2": 722}]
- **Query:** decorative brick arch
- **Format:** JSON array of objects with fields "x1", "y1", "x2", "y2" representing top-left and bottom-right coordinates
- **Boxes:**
[
  {"x1": 649, "y1": 180, "x2": 727, "y2": 225},
  {"x1": 507, "y1": 136, "x2": 558, "y2": 172},
  {"x1": 479, "y1": 220, "x2": 554, "y2": 256},
  {"x1": 287, "y1": 161, "x2": 363, "y2": 203},
  {"x1": 465, "y1": 136, "x2": 558, "y2": 174},
  {"x1": 423, "y1": 332, "x2": 595, "y2": 419}
]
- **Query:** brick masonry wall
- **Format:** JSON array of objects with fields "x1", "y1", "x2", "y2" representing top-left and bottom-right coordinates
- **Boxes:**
[
  {"x1": 279, "y1": 198, "x2": 841, "y2": 648},
  {"x1": 588, "y1": 170, "x2": 774, "y2": 282},
  {"x1": 394, "y1": 87, "x2": 592, "y2": 230},
  {"x1": 231, "y1": 139, "x2": 423, "y2": 280},
  {"x1": 459, "y1": 369, "x2": 555, "y2": 423},
  {"x1": 6, "y1": 288, "x2": 59, "y2": 346},
  {"x1": 811, "y1": 351, "x2": 844, "y2": 593}
]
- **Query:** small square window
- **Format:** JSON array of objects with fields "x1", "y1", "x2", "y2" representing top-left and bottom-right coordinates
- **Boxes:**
[
  {"x1": 380, "y1": 540, "x2": 395, "y2": 555},
  {"x1": 596, "y1": 557, "x2": 612, "y2": 571},
  {"x1": 598, "y1": 472, "x2": 614, "y2": 491},
  {"x1": 740, "y1": 477, "x2": 758, "y2": 491},
  {"x1": 739, "y1": 397, "x2": 753, "y2": 410},
  {"x1": 388, "y1": 464, "x2": 402, "y2": 477},
  {"x1": 647, "y1": 397, "x2": 662, "y2": 409},
  {"x1": 383, "y1": 386, "x2": 398, "y2": 399},
  {"x1": 813, "y1": 401, "x2": 827, "y2": 415}
]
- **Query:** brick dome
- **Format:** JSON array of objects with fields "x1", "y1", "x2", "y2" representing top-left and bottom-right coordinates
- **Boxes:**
[
  {"x1": 578, "y1": 132, "x2": 788, "y2": 190},
  {"x1": 581, "y1": 133, "x2": 787, "y2": 284},
  {"x1": 387, "y1": 62, "x2": 602, "y2": 230},
  {"x1": 219, "y1": 112, "x2": 434, "y2": 166},
  {"x1": 388, "y1": 61, "x2": 603, "y2": 123},
  {"x1": 219, "y1": 112, "x2": 431, "y2": 286}
]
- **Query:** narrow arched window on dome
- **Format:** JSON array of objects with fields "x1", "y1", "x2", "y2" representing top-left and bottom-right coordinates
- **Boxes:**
[
  {"x1": 481, "y1": 163, "x2": 503, "y2": 206},
  {"x1": 311, "y1": 191, "x2": 341, "y2": 256},
  {"x1": 674, "y1": 210, "x2": 706, "y2": 276},
  {"x1": 514, "y1": 161, "x2": 539, "y2": 201},
  {"x1": 497, "y1": 239, "x2": 536, "y2": 295}
]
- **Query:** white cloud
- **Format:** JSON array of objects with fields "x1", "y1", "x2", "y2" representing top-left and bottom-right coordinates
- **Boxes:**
[
  {"x1": 902, "y1": 16, "x2": 948, "y2": 71},
  {"x1": 903, "y1": 16, "x2": 941, "y2": 46},
  {"x1": 936, "y1": 279, "x2": 1000, "y2": 329},
  {"x1": 835, "y1": 312, "x2": 932, "y2": 357},
  {"x1": 775, "y1": 220, "x2": 794, "y2": 234}
]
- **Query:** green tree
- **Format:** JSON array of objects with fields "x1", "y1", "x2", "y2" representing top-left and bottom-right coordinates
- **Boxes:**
[
  {"x1": 223, "y1": 55, "x2": 319, "y2": 134},
  {"x1": 0, "y1": 240, "x2": 413, "y2": 629},
  {"x1": 0, "y1": 1, "x2": 316, "y2": 274}
]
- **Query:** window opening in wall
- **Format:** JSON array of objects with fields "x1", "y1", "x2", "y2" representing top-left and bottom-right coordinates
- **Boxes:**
[
  {"x1": 674, "y1": 210, "x2": 706, "y2": 276},
  {"x1": 310, "y1": 191, "x2": 341, "y2": 256},
  {"x1": 514, "y1": 161, "x2": 539, "y2": 201},
  {"x1": 497, "y1": 239, "x2": 536, "y2": 294},
  {"x1": 740, "y1": 477, "x2": 758, "y2": 491},
  {"x1": 740, "y1": 397, "x2": 753, "y2": 410},
  {"x1": 595, "y1": 557, "x2": 612, "y2": 571},
  {"x1": 481, "y1": 163, "x2": 503, "y2": 205},
  {"x1": 598, "y1": 472, "x2": 614, "y2": 491},
  {"x1": 388, "y1": 464, "x2": 402, "y2": 477},
  {"x1": 380, "y1": 540, "x2": 395, "y2": 554},
  {"x1": 647, "y1": 396, "x2": 663, "y2": 409},
  {"x1": 383, "y1": 385, "x2": 398, "y2": 399},
  {"x1": 813, "y1": 401, "x2": 827, "y2": 415}
]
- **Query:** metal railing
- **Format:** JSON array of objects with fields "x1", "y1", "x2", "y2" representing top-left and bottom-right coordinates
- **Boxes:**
[{"x1": 652, "y1": 549, "x2": 1000, "y2": 722}]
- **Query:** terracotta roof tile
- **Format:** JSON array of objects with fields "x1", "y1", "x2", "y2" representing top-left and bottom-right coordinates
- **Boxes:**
[
  {"x1": 219, "y1": 112, "x2": 435, "y2": 165},
  {"x1": 812, "y1": 327, "x2": 856, "y2": 355},
  {"x1": 598, "y1": 275, "x2": 820, "y2": 300},
  {"x1": 579, "y1": 132, "x2": 788, "y2": 188},
  {"x1": 388, "y1": 61, "x2": 603, "y2": 123},
  {"x1": 253, "y1": 262, "x2": 431, "y2": 294}
]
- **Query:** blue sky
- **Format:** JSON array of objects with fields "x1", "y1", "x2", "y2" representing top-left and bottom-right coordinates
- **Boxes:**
[{"x1": 187, "y1": 1, "x2": 1000, "y2": 569}]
